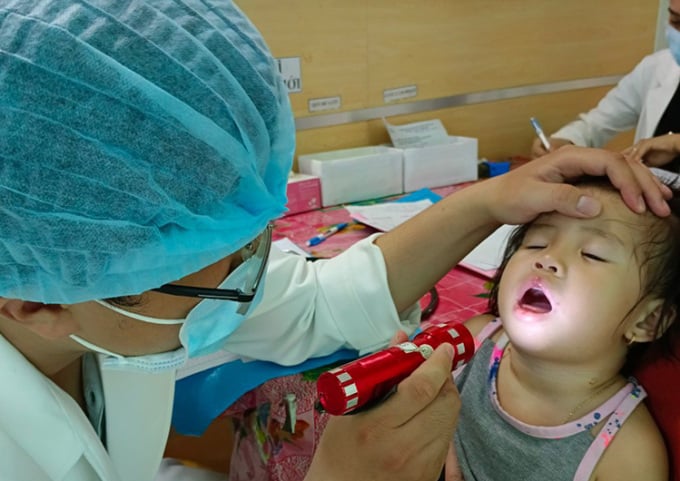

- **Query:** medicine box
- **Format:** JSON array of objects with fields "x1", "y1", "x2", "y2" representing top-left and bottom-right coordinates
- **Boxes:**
[
  {"x1": 298, "y1": 146, "x2": 403, "y2": 207},
  {"x1": 401, "y1": 136, "x2": 478, "y2": 192},
  {"x1": 284, "y1": 172, "x2": 322, "y2": 216}
]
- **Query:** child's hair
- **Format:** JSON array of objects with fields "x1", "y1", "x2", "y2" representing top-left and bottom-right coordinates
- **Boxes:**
[{"x1": 486, "y1": 177, "x2": 680, "y2": 374}]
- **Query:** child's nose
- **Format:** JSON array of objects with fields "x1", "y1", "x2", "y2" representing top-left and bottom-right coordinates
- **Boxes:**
[{"x1": 533, "y1": 256, "x2": 564, "y2": 276}]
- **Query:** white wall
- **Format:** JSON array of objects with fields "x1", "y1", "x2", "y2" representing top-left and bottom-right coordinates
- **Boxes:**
[{"x1": 656, "y1": 0, "x2": 670, "y2": 50}]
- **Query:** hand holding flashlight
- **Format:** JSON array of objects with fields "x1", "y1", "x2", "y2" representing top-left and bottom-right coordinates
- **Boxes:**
[{"x1": 317, "y1": 323, "x2": 475, "y2": 415}]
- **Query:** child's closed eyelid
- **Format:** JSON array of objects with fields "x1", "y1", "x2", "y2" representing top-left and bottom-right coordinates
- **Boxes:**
[{"x1": 581, "y1": 251, "x2": 608, "y2": 262}]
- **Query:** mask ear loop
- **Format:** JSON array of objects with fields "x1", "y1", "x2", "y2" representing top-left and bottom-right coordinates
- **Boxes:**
[
  {"x1": 70, "y1": 301, "x2": 187, "y2": 358},
  {"x1": 69, "y1": 334, "x2": 126, "y2": 359},
  {"x1": 94, "y1": 299, "x2": 186, "y2": 325}
]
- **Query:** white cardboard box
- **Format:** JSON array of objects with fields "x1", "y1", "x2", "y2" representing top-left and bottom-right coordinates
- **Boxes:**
[
  {"x1": 401, "y1": 136, "x2": 478, "y2": 192},
  {"x1": 298, "y1": 146, "x2": 403, "y2": 206}
]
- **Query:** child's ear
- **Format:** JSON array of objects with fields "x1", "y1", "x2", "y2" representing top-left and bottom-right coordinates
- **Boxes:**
[
  {"x1": 625, "y1": 299, "x2": 675, "y2": 344},
  {"x1": 0, "y1": 299, "x2": 77, "y2": 340}
]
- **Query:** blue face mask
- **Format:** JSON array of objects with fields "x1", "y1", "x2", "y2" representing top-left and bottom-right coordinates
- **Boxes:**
[
  {"x1": 178, "y1": 253, "x2": 268, "y2": 358},
  {"x1": 70, "y1": 247, "x2": 269, "y2": 372},
  {"x1": 666, "y1": 25, "x2": 680, "y2": 66}
]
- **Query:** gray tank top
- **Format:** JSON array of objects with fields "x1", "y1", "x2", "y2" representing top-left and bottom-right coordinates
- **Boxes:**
[{"x1": 453, "y1": 320, "x2": 645, "y2": 481}]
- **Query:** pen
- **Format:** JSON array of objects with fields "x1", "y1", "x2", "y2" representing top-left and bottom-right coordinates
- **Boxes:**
[
  {"x1": 530, "y1": 117, "x2": 551, "y2": 151},
  {"x1": 306, "y1": 222, "x2": 349, "y2": 247}
]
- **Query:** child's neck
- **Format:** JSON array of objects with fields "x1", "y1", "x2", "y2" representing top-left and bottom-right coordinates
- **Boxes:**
[{"x1": 496, "y1": 342, "x2": 626, "y2": 426}]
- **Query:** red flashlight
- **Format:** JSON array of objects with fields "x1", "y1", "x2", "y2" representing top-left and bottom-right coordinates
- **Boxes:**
[{"x1": 317, "y1": 323, "x2": 475, "y2": 416}]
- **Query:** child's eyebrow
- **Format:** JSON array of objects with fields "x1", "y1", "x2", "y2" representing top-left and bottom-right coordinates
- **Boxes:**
[
  {"x1": 580, "y1": 226, "x2": 626, "y2": 248},
  {"x1": 526, "y1": 222, "x2": 554, "y2": 231},
  {"x1": 528, "y1": 222, "x2": 627, "y2": 248}
]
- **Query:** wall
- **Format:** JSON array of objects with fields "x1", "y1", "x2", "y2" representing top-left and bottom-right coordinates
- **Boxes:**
[
  {"x1": 656, "y1": 0, "x2": 670, "y2": 51},
  {"x1": 239, "y1": 1, "x2": 660, "y2": 166}
]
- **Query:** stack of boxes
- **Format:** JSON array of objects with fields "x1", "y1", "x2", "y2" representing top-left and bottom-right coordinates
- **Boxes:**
[{"x1": 285, "y1": 136, "x2": 479, "y2": 214}]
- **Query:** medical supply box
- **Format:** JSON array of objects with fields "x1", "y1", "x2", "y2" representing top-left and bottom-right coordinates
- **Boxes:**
[
  {"x1": 298, "y1": 146, "x2": 403, "y2": 207},
  {"x1": 401, "y1": 136, "x2": 478, "y2": 192},
  {"x1": 284, "y1": 172, "x2": 322, "y2": 216}
]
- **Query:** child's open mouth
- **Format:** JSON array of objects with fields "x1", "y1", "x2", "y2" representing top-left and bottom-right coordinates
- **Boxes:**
[{"x1": 518, "y1": 287, "x2": 552, "y2": 313}]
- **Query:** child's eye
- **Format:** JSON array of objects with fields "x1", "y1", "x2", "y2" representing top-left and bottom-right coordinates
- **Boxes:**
[
  {"x1": 582, "y1": 252, "x2": 607, "y2": 262},
  {"x1": 523, "y1": 244, "x2": 545, "y2": 250}
]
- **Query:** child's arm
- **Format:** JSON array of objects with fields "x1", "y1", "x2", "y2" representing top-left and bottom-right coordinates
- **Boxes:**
[
  {"x1": 444, "y1": 443, "x2": 465, "y2": 481},
  {"x1": 591, "y1": 404, "x2": 668, "y2": 480}
]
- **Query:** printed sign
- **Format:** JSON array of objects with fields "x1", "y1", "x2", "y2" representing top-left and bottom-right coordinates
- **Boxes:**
[{"x1": 277, "y1": 57, "x2": 302, "y2": 93}]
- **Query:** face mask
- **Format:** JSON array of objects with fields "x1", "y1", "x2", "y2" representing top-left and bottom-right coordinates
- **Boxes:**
[
  {"x1": 71, "y1": 333, "x2": 188, "y2": 373},
  {"x1": 666, "y1": 25, "x2": 680, "y2": 66},
  {"x1": 69, "y1": 310, "x2": 186, "y2": 373},
  {"x1": 70, "y1": 250, "x2": 268, "y2": 372},
  {"x1": 177, "y1": 254, "x2": 268, "y2": 358}
]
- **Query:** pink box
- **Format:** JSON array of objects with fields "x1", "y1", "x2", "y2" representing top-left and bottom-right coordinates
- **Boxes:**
[{"x1": 284, "y1": 172, "x2": 322, "y2": 216}]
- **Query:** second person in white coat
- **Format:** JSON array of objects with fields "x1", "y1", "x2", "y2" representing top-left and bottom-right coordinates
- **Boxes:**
[{"x1": 531, "y1": 0, "x2": 680, "y2": 160}]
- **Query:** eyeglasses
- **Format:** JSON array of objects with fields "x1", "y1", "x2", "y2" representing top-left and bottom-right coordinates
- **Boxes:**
[{"x1": 152, "y1": 224, "x2": 273, "y2": 302}]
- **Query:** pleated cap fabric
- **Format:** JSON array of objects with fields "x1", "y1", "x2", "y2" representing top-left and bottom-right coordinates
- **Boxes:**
[{"x1": 0, "y1": 0, "x2": 294, "y2": 303}]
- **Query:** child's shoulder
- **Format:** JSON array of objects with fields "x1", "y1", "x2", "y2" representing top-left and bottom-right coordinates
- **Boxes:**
[
  {"x1": 593, "y1": 401, "x2": 668, "y2": 480},
  {"x1": 463, "y1": 313, "x2": 504, "y2": 341}
]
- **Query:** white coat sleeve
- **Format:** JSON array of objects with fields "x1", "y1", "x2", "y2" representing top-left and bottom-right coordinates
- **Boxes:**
[
  {"x1": 220, "y1": 234, "x2": 421, "y2": 366},
  {"x1": 552, "y1": 53, "x2": 658, "y2": 147}
]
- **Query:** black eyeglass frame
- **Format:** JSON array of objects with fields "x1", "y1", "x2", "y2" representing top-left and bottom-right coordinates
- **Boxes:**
[{"x1": 152, "y1": 224, "x2": 273, "y2": 302}]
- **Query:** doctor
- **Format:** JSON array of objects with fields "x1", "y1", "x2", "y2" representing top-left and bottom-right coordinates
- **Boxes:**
[
  {"x1": 0, "y1": 2, "x2": 670, "y2": 481},
  {"x1": 531, "y1": 0, "x2": 680, "y2": 160}
]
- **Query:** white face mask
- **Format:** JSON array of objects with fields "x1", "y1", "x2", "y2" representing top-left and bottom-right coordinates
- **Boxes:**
[
  {"x1": 70, "y1": 244, "x2": 269, "y2": 373},
  {"x1": 71, "y1": 333, "x2": 188, "y2": 373}
]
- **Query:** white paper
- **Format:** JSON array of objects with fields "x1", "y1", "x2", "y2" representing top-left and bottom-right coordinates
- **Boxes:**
[
  {"x1": 459, "y1": 224, "x2": 516, "y2": 277},
  {"x1": 383, "y1": 118, "x2": 449, "y2": 149},
  {"x1": 273, "y1": 237, "x2": 314, "y2": 258},
  {"x1": 346, "y1": 199, "x2": 433, "y2": 232}
]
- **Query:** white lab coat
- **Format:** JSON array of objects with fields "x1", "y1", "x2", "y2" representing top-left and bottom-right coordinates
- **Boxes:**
[
  {"x1": 0, "y1": 332, "x2": 176, "y2": 481},
  {"x1": 181, "y1": 234, "x2": 420, "y2": 376},
  {"x1": 0, "y1": 235, "x2": 419, "y2": 481},
  {"x1": 552, "y1": 49, "x2": 680, "y2": 146}
]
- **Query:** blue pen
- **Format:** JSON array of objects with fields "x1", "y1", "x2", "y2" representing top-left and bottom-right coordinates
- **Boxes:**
[
  {"x1": 306, "y1": 222, "x2": 349, "y2": 247},
  {"x1": 530, "y1": 117, "x2": 551, "y2": 151}
]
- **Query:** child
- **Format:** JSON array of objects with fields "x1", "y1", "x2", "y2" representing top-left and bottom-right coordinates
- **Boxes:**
[{"x1": 447, "y1": 178, "x2": 680, "y2": 481}]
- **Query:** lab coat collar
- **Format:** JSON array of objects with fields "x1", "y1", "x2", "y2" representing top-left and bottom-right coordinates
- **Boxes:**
[
  {"x1": 0, "y1": 334, "x2": 117, "y2": 480},
  {"x1": 654, "y1": 50, "x2": 680, "y2": 87},
  {"x1": 644, "y1": 50, "x2": 680, "y2": 139}
]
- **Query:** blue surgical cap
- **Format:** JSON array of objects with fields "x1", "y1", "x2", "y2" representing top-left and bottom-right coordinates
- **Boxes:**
[{"x1": 0, "y1": 1, "x2": 295, "y2": 303}]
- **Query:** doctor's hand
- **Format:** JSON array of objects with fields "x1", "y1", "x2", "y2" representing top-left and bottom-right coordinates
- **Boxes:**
[
  {"x1": 622, "y1": 133, "x2": 680, "y2": 167},
  {"x1": 530, "y1": 136, "x2": 573, "y2": 158},
  {"x1": 482, "y1": 145, "x2": 671, "y2": 224},
  {"x1": 304, "y1": 343, "x2": 460, "y2": 481}
]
